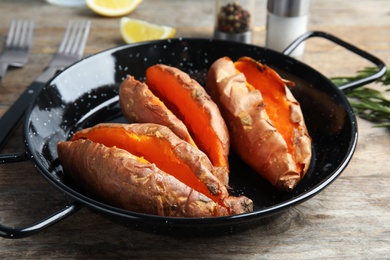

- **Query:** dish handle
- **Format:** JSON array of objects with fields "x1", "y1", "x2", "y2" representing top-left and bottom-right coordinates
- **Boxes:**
[
  {"x1": 282, "y1": 31, "x2": 387, "y2": 91},
  {"x1": 0, "y1": 152, "x2": 81, "y2": 239}
]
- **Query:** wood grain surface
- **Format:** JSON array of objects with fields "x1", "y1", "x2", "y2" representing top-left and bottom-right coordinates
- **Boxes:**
[{"x1": 0, "y1": 0, "x2": 389, "y2": 259}]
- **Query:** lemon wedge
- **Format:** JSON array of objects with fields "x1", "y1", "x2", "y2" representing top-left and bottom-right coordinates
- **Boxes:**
[
  {"x1": 120, "y1": 17, "x2": 176, "y2": 44},
  {"x1": 86, "y1": 0, "x2": 143, "y2": 17}
]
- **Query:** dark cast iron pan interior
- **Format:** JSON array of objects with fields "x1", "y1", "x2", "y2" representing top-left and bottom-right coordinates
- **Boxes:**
[{"x1": 0, "y1": 32, "x2": 386, "y2": 238}]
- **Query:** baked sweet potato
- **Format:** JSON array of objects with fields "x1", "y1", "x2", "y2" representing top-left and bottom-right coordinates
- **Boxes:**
[
  {"x1": 119, "y1": 75, "x2": 197, "y2": 147},
  {"x1": 122, "y1": 64, "x2": 229, "y2": 185},
  {"x1": 206, "y1": 57, "x2": 312, "y2": 191},
  {"x1": 58, "y1": 123, "x2": 253, "y2": 217}
]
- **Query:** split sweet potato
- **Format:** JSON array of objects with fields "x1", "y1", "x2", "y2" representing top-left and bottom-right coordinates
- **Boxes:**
[
  {"x1": 58, "y1": 123, "x2": 253, "y2": 217},
  {"x1": 119, "y1": 76, "x2": 197, "y2": 147},
  {"x1": 206, "y1": 57, "x2": 312, "y2": 191},
  {"x1": 119, "y1": 64, "x2": 230, "y2": 186}
]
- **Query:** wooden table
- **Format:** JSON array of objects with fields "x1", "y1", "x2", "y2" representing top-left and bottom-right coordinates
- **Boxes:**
[{"x1": 1, "y1": 0, "x2": 389, "y2": 258}]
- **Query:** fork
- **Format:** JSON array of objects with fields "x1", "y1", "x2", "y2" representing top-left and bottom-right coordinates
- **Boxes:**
[
  {"x1": 0, "y1": 20, "x2": 91, "y2": 149},
  {"x1": 0, "y1": 20, "x2": 34, "y2": 84},
  {"x1": 35, "y1": 20, "x2": 91, "y2": 83}
]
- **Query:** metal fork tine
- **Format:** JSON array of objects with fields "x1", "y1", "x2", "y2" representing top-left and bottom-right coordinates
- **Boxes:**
[
  {"x1": 64, "y1": 21, "x2": 79, "y2": 54},
  {"x1": 71, "y1": 21, "x2": 90, "y2": 55},
  {"x1": 52, "y1": 20, "x2": 91, "y2": 59},
  {"x1": 76, "y1": 21, "x2": 91, "y2": 57},
  {"x1": 5, "y1": 20, "x2": 17, "y2": 47},
  {"x1": 71, "y1": 22, "x2": 84, "y2": 55},
  {"x1": 13, "y1": 20, "x2": 23, "y2": 48},
  {"x1": 18, "y1": 21, "x2": 29, "y2": 48},
  {"x1": 58, "y1": 21, "x2": 73, "y2": 53},
  {"x1": 27, "y1": 21, "x2": 34, "y2": 49}
]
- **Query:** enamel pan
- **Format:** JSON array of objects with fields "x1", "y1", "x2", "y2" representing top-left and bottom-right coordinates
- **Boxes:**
[{"x1": 0, "y1": 31, "x2": 386, "y2": 238}]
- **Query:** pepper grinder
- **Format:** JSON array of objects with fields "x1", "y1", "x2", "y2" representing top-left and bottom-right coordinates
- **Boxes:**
[
  {"x1": 214, "y1": 0, "x2": 255, "y2": 43},
  {"x1": 266, "y1": 0, "x2": 310, "y2": 56}
]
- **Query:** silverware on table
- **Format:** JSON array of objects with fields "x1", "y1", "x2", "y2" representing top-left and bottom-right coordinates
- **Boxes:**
[
  {"x1": 0, "y1": 20, "x2": 34, "y2": 84},
  {"x1": 0, "y1": 20, "x2": 91, "y2": 149},
  {"x1": 35, "y1": 20, "x2": 91, "y2": 83}
]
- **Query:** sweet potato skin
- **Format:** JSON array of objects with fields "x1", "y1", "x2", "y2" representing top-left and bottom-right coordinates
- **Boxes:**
[
  {"x1": 145, "y1": 64, "x2": 230, "y2": 186},
  {"x1": 119, "y1": 76, "x2": 197, "y2": 147},
  {"x1": 58, "y1": 139, "x2": 230, "y2": 217},
  {"x1": 60, "y1": 123, "x2": 253, "y2": 216},
  {"x1": 206, "y1": 57, "x2": 312, "y2": 191}
]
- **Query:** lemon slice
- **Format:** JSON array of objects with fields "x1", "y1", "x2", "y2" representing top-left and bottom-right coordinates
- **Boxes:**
[
  {"x1": 86, "y1": 0, "x2": 143, "y2": 17},
  {"x1": 120, "y1": 17, "x2": 176, "y2": 44}
]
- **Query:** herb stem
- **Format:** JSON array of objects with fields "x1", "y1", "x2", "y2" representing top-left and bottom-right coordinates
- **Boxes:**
[{"x1": 330, "y1": 67, "x2": 390, "y2": 130}]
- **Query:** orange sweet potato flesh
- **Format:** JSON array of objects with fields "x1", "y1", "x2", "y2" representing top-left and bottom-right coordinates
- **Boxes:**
[
  {"x1": 145, "y1": 65, "x2": 230, "y2": 186},
  {"x1": 119, "y1": 76, "x2": 197, "y2": 147},
  {"x1": 206, "y1": 57, "x2": 312, "y2": 191},
  {"x1": 72, "y1": 123, "x2": 224, "y2": 200},
  {"x1": 60, "y1": 123, "x2": 253, "y2": 217}
]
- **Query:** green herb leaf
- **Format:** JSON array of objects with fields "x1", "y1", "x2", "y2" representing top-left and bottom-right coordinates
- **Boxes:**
[
  {"x1": 332, "y1": 67, "x2": 390, "y2": 88},
  {"x1": 330, "y1": 67, "x2": 390, "y2": 130}
]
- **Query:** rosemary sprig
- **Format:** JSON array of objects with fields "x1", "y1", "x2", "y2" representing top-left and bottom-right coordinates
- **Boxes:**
[
  {"x1": 330, "y1": 67, "x2": 390, "y2": 130},
  {"x1": 331, "y1": 67, "x2": 390, "y2": 87}
]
